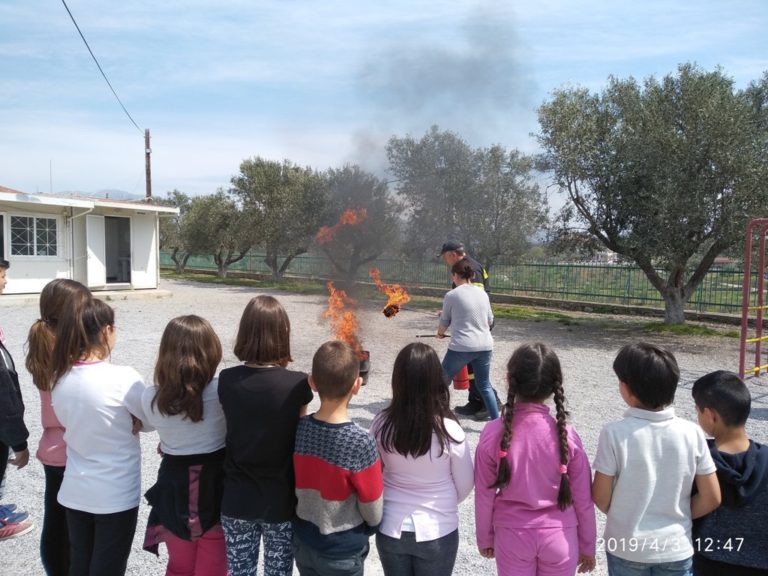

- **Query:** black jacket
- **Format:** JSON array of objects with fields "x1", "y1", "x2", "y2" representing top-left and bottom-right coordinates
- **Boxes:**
[{"x1": 0, "y1": 340, "x2": 29, "y2": 452}]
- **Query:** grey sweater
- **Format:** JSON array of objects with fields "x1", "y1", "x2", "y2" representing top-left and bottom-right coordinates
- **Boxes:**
[{"x1": 439, "y1": 283, "x2": 493, "y2": 352}]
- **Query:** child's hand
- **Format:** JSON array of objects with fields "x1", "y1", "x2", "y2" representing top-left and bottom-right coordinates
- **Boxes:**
[
  {"x1": 131, "y1": 415, "x2": 143, "y2": 435},
  {"x1": 478, "y1": 547, "x2": 494, "y2": 559},
  {"x1": 8, "y1": 448, "x2": 29, "y2": 469},
  {"x1": 577, "y1": 554, "x2": 595, "y2": 572}
]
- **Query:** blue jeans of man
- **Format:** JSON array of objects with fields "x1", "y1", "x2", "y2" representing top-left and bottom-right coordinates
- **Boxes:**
[
  {"x1": 442, "y1": 349, "x2": 499, "y2": 419},
  {"x1": 293, "y1": 536, "x2": 369, "y2": 576},
  {"x1": 607, "y1": 553, "x2": 693, "y2": 576},
  {"x1": 376, "y1": 529, "x2": 458, "y2": 576}
]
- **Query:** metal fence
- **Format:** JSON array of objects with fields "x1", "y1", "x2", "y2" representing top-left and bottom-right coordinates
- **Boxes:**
[{"x1": 161, "y1": 252, "x2": 758, "y2": 314}]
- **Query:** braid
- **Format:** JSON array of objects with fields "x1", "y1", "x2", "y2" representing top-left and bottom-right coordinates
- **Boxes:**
[
  {"x1": 491, "y1": 393, "x2": 515, "y2": 489},
  {"x1": 553, "y1": 383, "x2": 573, "y2": 510}
]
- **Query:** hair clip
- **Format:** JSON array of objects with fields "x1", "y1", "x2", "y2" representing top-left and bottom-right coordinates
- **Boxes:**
[
  {"x1": 559, "y1": 464, "x2": 568, "y2": 474},
  {"x1": 498, "y1": 450, "x2": 508, "y2": 458}
]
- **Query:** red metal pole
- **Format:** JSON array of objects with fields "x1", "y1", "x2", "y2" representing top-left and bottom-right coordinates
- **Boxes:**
[
  {"x1": 754, "y1": 224, "x2": 768, "y2": 375},
  {"x1": 740, "y1": 220, "x2": 756, "y2": 378}
]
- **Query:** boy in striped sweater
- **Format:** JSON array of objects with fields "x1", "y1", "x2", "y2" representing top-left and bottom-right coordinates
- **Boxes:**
[{"x1": 293, "y1": 340, "x2": 383, "y2": 576}]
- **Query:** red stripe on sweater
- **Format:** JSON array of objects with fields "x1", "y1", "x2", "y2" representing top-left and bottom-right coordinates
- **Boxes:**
[{"x1": 294, "y1": 453, "x2": 383, "y2": 503}]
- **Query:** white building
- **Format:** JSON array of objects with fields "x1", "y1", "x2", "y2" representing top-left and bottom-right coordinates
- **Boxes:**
[{"x1": 0, "y1": 185, "x2": 178, "y2": 294}]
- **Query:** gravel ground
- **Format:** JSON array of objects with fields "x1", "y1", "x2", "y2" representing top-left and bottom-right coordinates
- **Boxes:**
[{"x1": 1, "y1": 278, "x2": 767, "y2": 575}]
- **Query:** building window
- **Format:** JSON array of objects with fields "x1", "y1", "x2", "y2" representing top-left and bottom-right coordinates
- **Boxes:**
[{"x1": 10, "y1": 216, "x2": 58, "y2": 256}]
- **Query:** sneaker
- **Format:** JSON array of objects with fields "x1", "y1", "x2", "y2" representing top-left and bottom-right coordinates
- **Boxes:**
[
  {"x1": 454, "y1": 402, "x2": 484, "y2": 416},
  {"x1": 473, "y1": 408, "x2": 492, "y2": 422},
  {"x1": 0, "y1": 519, "x2": 34, "y2": 541},
  {"x1": 0, "y1": 507, "x2": 28, "y2": 523}
]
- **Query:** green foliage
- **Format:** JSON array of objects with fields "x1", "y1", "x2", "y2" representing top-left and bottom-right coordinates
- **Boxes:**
[
  {"x1": 180, "y1": 190, "x2": 254, "y2": 277},
  {"x1": 155, "y1": 189, "x2": 192, "y2": 272},
  {"x1": 386, "y1": 126, "x2": 547, "y2": 267},
  {"x1": 231, "y1": 157, "x2": 327, "y2": 279},
  {"x1": 318, "y1": 165, "x2": 400, "y2": 286},
  {"x1": 538, "y1": 64, "x2": 768, "y2": 324}
]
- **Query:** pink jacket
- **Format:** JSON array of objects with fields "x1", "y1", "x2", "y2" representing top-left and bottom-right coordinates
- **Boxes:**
[
  {"x1": 474, "y1": 402, "x2": 596, "y2": 555},
  {"x1": 36, "y1": 389, "x2": 66, "y2": 467}
]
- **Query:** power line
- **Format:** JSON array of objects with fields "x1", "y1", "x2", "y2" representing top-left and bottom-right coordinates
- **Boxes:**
[{"x1": 60, "y1": 0, "x2": 143, "y2": 134}]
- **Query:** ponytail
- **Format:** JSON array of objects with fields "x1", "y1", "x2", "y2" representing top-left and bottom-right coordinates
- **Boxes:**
[
  {"x1": 491, "y1": 394, "x2": 515, "y2": 489},
  {"x1": 553, "y1": 383, "x2": 573, "y2": 510},
  {"x1": 25, "y1": 319, "x2": 57, "y2": 391}
]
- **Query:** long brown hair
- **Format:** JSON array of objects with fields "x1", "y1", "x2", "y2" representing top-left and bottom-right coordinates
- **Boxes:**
[
  {"x1": 493, "y1": 342, "x2": 573, "y2": 511},
  {"x1": 152, "y1": 315, "x2": 222, "y2": 422},
  {"x1": 233, "y1": 295, "x2": 292, "y2": 366},
  {"x1": 51, "y1": 298, "x2": 114, "y2": 384},
  {"x1": 377, "y1": 342, "x2": 459, "y2": 458},
  {"x1": 26, "y1": 279, "x2": 91, "y2": 391}
]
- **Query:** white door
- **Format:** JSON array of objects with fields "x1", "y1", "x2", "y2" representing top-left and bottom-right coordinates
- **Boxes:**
[
  {"x1": 130, "y1": 213, "x2": 157, "y2": 289},
  {"x1": 86, "y1": 214, "x2": 106, "y2": 287}
]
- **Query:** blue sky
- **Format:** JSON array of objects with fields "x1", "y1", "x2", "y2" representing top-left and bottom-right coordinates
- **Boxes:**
[{"x1": 1, "y1": 0, "x2": 766, "y2": 198}]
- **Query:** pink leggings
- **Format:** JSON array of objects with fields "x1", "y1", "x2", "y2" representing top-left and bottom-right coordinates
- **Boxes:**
[
  {"x1": 164, "y1": 524, "x2": 227, "y2": 576},
  {"x1": 494, "y1": 525, "x2": 579, "y2": 576}
]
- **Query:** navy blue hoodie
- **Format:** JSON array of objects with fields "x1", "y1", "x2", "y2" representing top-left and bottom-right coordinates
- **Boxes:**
[{"x1": 692, "y1": 439, "x2": 768, "y2": 569}]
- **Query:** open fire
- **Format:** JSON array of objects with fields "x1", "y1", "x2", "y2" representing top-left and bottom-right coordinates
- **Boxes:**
[
  {"x1": 316, "y1": 208, "x2": 368, "y2": 244},
  {"x1": 369, "y1": 267, "x2": 411, "y2": 318},
  {"x1": 323, "y1": 281, "x2": 370, "y2": 384}
]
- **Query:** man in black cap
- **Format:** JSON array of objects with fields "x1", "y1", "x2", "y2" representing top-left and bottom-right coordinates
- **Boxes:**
[{"x1": 439, "y1": 241, "x2": 500, "y2": 420}]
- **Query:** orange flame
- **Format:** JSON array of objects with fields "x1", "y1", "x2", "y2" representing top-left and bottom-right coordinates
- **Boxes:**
[
  {"x1": 323, "y1": 281, "x2": 365, "y2": 358},
  {"x1": 316, "y1": 208, "x2": 368, "y2": 244},
  {"x1": 369, "y1": 268, "x2": 411, "y2": 318}
]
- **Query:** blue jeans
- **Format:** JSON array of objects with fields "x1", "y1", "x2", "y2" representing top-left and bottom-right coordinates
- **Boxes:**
[
  {"x1": 376, "y1": 529, "x2": 458, "y2": 576},
  {"x1": 293, "y1": 536, "x2": 369, "y2": 576},
  {"x1": 442, "y1": 349, "x2": 499, "y2": 419},
  {"x1": 607, "y1": 553, "x2": 693, "y2": 576}
]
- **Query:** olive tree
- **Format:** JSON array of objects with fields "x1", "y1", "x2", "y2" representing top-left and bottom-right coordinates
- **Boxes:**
[
  {"x1": 387, "y1": 126, "x2": 546, "y2": 268},
  {"x1": 538, "y1": 64, "x2": 768, "y2": 323},
  {"x1": 231, "y1": 157, "x2": 327, "y2": 280}
]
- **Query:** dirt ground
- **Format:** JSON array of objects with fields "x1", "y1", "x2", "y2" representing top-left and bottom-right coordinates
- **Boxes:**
[{"x1": 1, "y1": 278, "x2": 766, "y2": 575}]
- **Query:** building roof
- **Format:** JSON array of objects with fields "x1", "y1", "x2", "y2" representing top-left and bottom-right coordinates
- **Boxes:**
[{"x1": 0, "y1": 185, "x2": 179, "y2": 214}]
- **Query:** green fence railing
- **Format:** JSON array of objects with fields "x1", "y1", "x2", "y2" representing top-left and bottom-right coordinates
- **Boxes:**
[{"x1": 161, "y1": 252, "x2": 756, "y2": 315}]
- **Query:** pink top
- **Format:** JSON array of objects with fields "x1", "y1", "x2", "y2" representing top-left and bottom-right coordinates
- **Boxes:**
[
  {"x1": 371, "y1": 414, "x2": 474, "y2": 542},
  {"x1": 474, "y1": 402, "x2": 596, "y2": 555},
  {"x1": 36, "y1": 389, "x2": 67, "y2": 467}
]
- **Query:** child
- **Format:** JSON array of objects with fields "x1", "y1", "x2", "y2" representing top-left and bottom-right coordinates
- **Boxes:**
[
  {"x1": 0, "y1": 258, "x2": 34, "y2": 541},
  {"x1": 142, "y1": 315, "x2": 227, "y2": 576},
  {"x1": 371, "y1": 342, "x2": 474, "y2": 576},
  {"x1": 25, "y1": 278, "x2": 91, "y2": 573},
  {"x1": 592, "y1": 342, "x2": 721, "y2": 576},
  {"x1": 51, "y1": 298, "x2": 150, "y2": 575},
  {"x1": 474, "y1": 342, "x2": 596, "y2": 575},
  {"x1": 218, "y1": 295, "x2": 313, "y2": 576},
  {"x1": 691, "y1": 371, "x2": 768, "y2": 575},
  {"x1": 293, "y1": 340, "x2": 383, "y2": 576},
  {"x1": 438, "y1": 259, "x2": 498, "y2": 421}
]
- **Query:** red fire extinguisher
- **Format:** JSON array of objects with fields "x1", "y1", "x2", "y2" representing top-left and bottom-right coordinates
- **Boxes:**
[{"x1": 453, "y1": 365, "x2": 470, "y2": 390}]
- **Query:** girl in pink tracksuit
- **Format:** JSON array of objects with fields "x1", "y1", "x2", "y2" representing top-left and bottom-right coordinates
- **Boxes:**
[{"x1": 474, "y1": 342, "x2": 596, "y2": 575}]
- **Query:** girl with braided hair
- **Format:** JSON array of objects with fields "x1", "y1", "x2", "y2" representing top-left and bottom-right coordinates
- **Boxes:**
[{"x1": 474, "y1": 342, "x2": 596, "y2": 575}]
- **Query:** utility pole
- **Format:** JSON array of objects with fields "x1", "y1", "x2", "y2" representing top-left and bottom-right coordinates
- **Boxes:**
[{"x1": 145, "y1": 128, "x2": 152, "y2": 201}]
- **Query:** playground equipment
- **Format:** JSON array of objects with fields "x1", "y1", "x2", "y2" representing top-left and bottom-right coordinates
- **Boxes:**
[{"x1": 739, "y1": 218, "x2": 768, "y2": 378}]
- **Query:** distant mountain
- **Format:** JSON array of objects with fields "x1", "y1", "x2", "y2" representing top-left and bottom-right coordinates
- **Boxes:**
[{"x1": 56, "y1": 189, "x2": 145, "y2": 201}]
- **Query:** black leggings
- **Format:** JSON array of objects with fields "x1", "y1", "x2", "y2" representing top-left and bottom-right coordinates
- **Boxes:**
[
  {"x1": 65, "y1": 506, "x2": 138, "y2": 576},
  {"x1": 41, "y1": 465, "x2": 69, "y2": 576}
]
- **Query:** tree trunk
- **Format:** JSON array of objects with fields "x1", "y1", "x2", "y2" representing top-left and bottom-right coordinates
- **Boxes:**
[
  {"x1": 661, "y1": 287, "x2": 686, "y2": 325},
  {"x1": 174, "y1": 253, "x2": 190, "y2": 274}
]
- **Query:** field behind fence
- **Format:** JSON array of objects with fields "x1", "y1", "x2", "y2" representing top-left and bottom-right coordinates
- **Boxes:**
[{"x1": 161, "y1": 252, "x2": 760, "y2": 315}]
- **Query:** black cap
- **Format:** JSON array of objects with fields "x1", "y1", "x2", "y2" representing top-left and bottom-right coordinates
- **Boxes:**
[{"x1": 439, "y1": 241, "x2": 464, "y2": 255}]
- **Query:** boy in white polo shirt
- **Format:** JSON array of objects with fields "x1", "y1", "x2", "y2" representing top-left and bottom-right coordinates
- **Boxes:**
[{"x1": 592, "y1": 343, "x2": 721, "y2": 576}]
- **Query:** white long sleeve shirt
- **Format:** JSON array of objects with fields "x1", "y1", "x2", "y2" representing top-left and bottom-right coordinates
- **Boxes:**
[{"x1": 371, "y1": 414, "x2": 474, "y2": 542}]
